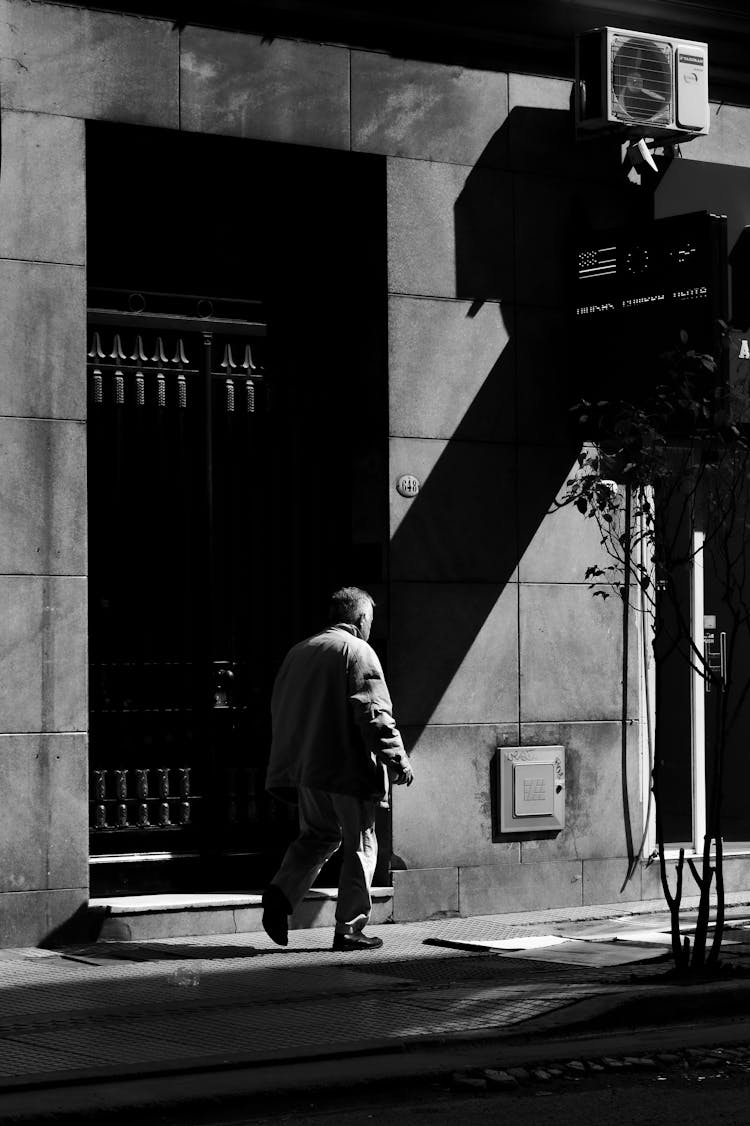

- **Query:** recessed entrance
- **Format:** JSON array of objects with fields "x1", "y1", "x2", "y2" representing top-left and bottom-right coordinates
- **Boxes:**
[{"x1": 86, "y1": 123, "x2": 388, "y2": 895}]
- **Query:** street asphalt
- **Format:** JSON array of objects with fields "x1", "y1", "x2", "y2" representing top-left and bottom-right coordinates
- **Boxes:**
[{"x1": 2, "y1": 891, "x2": 750, "y2": 1122}]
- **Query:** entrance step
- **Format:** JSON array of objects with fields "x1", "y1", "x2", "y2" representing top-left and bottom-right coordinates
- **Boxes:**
[{"x1": 89, "y1": 887, "x2": 394, "y2": 942}]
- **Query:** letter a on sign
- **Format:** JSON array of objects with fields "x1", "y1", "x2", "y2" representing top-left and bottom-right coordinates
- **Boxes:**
[{"x1": 740, "y1": 339, "x2": 750, "y2": 360}]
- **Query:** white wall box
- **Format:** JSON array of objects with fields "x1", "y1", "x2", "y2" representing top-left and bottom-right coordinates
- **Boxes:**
[{"x1": 497, "y1": 746, "x2": 566, "y2": 833}]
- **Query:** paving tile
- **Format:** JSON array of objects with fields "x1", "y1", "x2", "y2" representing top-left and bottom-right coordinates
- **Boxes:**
[
  {"x1": 1, "y1": 897, "x2": 748, "y2": 1086},
  {"x1": 0, "y1": 959, "x2": 417, "y2": 1028},
  {"x1": 0, "y1": 1038, "x2": 89, "y2": 1077},
  {"x1": 0, "y1": 987, "x2": 584, "y2": 1077}
]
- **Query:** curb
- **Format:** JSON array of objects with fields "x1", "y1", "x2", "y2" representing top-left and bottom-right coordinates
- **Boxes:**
[
  {"x1": 2, "y1": 980, "x2": 750, "y2": 1122},
  {"x1": 452, "y1": 1042, "x2": 750, "y2": 1093},
  {"x1": 2, "y1": 976, "x2": 750, "y2": 1097},
  {"x1": 506, "y1": 976, "x2": 750, "y2": 1039},
  {"x1": 4, "y1": 1014, "x2": 750, "y2": 1125}
]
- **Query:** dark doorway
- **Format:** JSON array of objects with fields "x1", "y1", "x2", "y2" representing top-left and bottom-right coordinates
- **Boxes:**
[{"x1": 86, "y1": 123, "x2": 388, "y2": 894}]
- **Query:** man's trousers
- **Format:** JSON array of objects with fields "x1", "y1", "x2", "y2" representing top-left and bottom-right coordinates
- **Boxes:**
[{"x1": 270, "y1": 787, "x2": 378, "y2": 935}]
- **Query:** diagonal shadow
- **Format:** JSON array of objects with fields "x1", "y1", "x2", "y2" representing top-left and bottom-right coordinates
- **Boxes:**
[{"x1": 388, "y1": 106, "x2": 646, "y2": 743}]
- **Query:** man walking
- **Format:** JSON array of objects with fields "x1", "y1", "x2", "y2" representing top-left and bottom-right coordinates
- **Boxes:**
[{"x1": 262, "y1": 587, "x2": 413, "y2": 951}]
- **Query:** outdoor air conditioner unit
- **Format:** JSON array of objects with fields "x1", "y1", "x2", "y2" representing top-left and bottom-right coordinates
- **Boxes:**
[{"x1": 575, "y1": 27, "x2": 709, "y2": 141}]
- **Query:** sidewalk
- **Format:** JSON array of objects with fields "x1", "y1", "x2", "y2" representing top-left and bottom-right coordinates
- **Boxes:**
[{"x1": 2, "y1": 893, "x2": 750, "y2": 1122}]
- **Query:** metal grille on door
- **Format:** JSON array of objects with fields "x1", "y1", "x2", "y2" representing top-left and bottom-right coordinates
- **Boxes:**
[{"x1": 86, "y1": 294, "x2": 295, "y2": 888}]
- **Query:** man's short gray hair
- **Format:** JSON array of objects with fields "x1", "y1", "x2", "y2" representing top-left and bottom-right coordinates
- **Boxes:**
[{"x1": 328, "y1": 586, "x2": 375, "y2": 625}]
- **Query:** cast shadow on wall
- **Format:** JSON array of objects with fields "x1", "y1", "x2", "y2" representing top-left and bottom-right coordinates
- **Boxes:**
[{"x1": 388, "y1": 106, "x2": 648, "y2": 748}]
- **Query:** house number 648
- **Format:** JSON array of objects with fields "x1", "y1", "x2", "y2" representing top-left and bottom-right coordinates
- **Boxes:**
[{"x1": 396, "y1": 474, "x2": 420, "y2": 498}]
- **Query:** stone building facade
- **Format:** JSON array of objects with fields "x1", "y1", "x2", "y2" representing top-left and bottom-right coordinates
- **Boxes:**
[{"x1": 1, "y1": 0, "x2": 749, "y2": 945}]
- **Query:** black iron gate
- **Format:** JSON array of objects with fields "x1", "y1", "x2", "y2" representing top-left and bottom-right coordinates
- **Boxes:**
[{"x1": 87, "y1": 290, "x2": 297, "y2": 895}]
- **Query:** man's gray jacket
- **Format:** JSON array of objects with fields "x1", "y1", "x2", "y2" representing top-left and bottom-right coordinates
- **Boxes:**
[{"x1": 266, "y1": 623, "x2": 410, "y2": 807}]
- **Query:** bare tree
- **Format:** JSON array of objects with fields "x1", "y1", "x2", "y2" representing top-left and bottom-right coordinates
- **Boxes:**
[{"x1": 562, "y1": 331, "x2": 750, "y2": 975}]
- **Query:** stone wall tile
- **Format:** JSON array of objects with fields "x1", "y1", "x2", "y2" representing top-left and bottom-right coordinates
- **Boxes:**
[
  {"x1": 717, "y1": 856, "x2": 750, "y2": 894},
  {"x1": 389, "y1": 296, "x2": 514, "y2": 442},
  {"x1": 392, "y1": 867, "x2": 459, "y2": 921},
  {"x1": 0, "y1": 888, "x2": 87, "y2": 947},
  {"x1": 459, "y1": 859, "x2": 583, "y2": 915},
  {"x1": 582, "y1": 857, "x2": 642, "y2": 905},
  {"x1": 181, "y1": 27, "x2": 349, "y2": 149},
  {"x1": 353, "y1": 52, "x2": 507, "y2": 167},
  {"x1": 507, "y1": 74, "x2": 622, "y2": 180},
  {"x1": 0, "y1": 576, "x2": 87, "y2": 733},
  {"x1": 0, "y1": 735, "x2": 47, "y2": 893},
  {"x1": 392, "y1": 723, "x2": 521, "y2": 868},
  {"x1": 0, "y1": 734, "x2": 87, "y2": 893},
  {"x1": 509, "y1": 73, "x2": 573, "y2": 113},
  {"x1": 508, "y1": 79, "x2": 575, "y2": 177},
  {"x1": 517, "y1": 446, "x2": 612, "y2": 584},
  {"x1": 389, "y1": 585, "x2": 519, "y2": 726},
  {"x1": 388, "y1": 158, "x2": 514, "y2": 300},
  {"x1": 0, "y1": 112, "x2": 84, "y2": 264},
  {"x1": 515, "y1": 174, "x2": 574, "y2": 309},
  {"x1": 519, "y1": 584, "x2": 639, "y2": 723},
  {"x1": 519, "y1": 722, "x2": 642, "y2": 864},
  {"x1": 0, "y1": 418, "x2": 86, "y2": 575},
  {"x1": 48, "y1": 734, "x2": 88, "y2": 890},
  {"x1": 684, "y1": 103, "x2": 750, "y2": 168},
  {"x1": 641, "y1": 855, "x2": 700, "y2": 901},
  {"x1": 516, "y1": 305, "x2": 574, "y2": 446},
  {"x1": 0, "y1": 2, "x2": 177, "y2": 125},
  {"x1": 390, "y1": 437, "x2": 517, "y2": 581},
  {"x1": 0, "y1": 260, "x2": 85, "y2": 420}
]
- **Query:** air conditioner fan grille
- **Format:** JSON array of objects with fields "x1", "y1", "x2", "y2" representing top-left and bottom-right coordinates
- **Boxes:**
[{"x1": 611, "y1": 35, "x2": 673, "y2": 124}]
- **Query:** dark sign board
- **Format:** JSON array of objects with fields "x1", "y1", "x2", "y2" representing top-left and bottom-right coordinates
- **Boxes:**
[{"x1": 573, "y1": 211, "x2": 728, "y2": 410}]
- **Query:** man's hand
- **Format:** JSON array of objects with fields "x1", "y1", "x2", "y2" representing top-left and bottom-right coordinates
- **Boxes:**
[{"x1": 394, "y1": 763, "x2": 414, "y2": 787}]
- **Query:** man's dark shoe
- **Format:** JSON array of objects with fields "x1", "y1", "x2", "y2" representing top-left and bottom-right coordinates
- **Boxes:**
[
  {"x1": 262, "y1": 885, "x2": 291, "y2": 947},
  {"x1": 332, "y1": 932, "x2": 384, "y2": 952}
]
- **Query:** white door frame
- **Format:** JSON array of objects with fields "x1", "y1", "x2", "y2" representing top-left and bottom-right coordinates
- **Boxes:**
[
  {"x1": 690, "y1": 529, "x2": 707, "y2": 853},
  {"x1": 640, "y1": 522, "x2": 707, "y2": 859}
]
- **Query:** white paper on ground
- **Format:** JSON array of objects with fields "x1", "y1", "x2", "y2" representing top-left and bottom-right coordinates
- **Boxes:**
[
  {"x1": 496, "y1": 940, "x2": 669, "y2": 967},
  {"x1": 424, "y1": 935, "x2": 569, "y2": 953},
  {"x1": 560, "y1": 930, "x2": 675, "y2": 946}
]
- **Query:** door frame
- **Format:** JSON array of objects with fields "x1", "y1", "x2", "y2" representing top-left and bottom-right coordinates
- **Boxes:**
[{"x1": 646, "y1": 525, "x2": 750, "y2": 861}]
